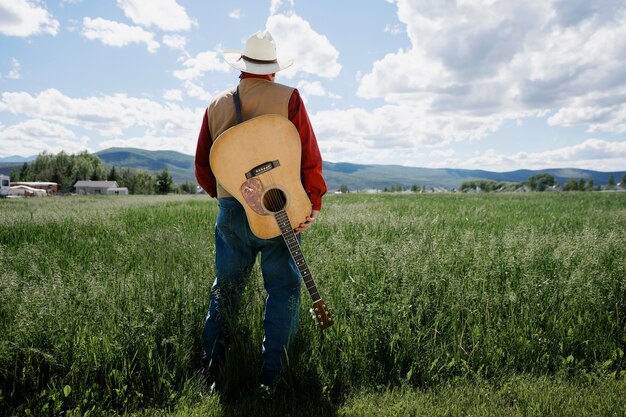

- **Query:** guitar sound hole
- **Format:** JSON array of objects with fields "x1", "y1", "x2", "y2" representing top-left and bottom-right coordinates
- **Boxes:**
[{"x1": 263, "y1": 188, "x2": 287, "y2": 213}]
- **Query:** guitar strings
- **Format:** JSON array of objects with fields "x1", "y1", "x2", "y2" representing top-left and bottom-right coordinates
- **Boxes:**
[{"x1": 261, "y1": 163, "x2": 331, "y2": 326}]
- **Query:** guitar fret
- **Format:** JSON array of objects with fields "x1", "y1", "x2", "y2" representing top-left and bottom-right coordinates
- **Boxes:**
[{"x1": 275, "y1": 209, "x2": 321, "y2": 301}]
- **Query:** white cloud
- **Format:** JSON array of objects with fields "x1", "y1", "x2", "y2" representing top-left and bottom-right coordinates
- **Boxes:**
[
  {"x1": 311, "y1": 102, "x2": 522, "y2": 165},
  {"x1": 298, "y1": 81, "x2": 326, "y2": 97},
  {"x1": 99, "y1": 133, "x2": 194, "y2": 155},
  {"x1": 82, "y1": 17, "x2": 160, "y2": 53},
  {"x1": 447, "y1": 139, "x2": 626, "y2": 172},
  {"x1": 267, "y1": 13, "x2": 341, "y2": 79},
  {"x1": 0, "y1": 0, "x2": 60, "y2": 37},
  {"x1": 0, "y1": 89, "x2": 201, "y2": 149},
  {"x1": 297, "y1": 80, "x2": 341, "y2": 100},
  {"x1": 310, "y1": 104, "x2": 568, "y2": 170},
  {"x1": 173, "y1": 50, "x2": 230, "y2": 81},
  {"x1": 0, "y1": 119, "x2": 88, "y2": 156},
  {"x1": 229, "y1": 9, "x2": 242, "y2": 19},
  {"x1": 547, "y1": 88, "x2": 626, "y2": 134},
  {"x1": 163, "y1": 34, "x2": 187, "y2": 51},
  {"x1": 311, "y1": 105, "x2": 439, "y2": 164},
  {"x1": 6, "y1": 58, "x2": 22, "y2": 80},
  {"x1": 60, "y1": 0, "x2": 83, "y2": 6},
  {"x1": 429, "y1": 148, "x2": 456, "y2": 159},
  {"x1": 116, "y1": 0, "x2": 195, "y2": 32},
  {"x1": 0, "y1": 88, "x2": 207, "y2": 156},
  {"x1": 384, "y1": 24, "x2": 402, "y2": 35},
  {"x1": 171, "y1": 50, "x2": 230, "y2": 101},
  {"x1": 270, "y1": 0, "x2": 294, "y2": 15},
  {"x1": 163, "y1": 89, "x2": 183, "y2": 102},
  {"x1": 355, "y1": 0, "x2": 626, "y2": 148},
  {"x1": 183, "y1": 81, "x2": 212, "y2": 102}
]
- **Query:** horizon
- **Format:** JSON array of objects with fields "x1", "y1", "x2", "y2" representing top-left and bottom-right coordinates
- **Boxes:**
[
  {"x1": 1, "y1": 1, "x2": 625, "y2": 172},
  {"x1": 2, "y1": 146, "x2": 625, "y2": 175}
]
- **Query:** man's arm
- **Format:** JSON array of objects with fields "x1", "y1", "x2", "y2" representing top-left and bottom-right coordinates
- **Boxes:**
[
  {"x1": 194, "y1": 109, "x2": 218, "y2": 197},
  {"x1": 288, "y1": 89, "x2": 327, "y2": 212}
]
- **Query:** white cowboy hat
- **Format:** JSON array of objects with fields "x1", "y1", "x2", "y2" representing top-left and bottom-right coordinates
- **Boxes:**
[{"x1": 223, "y1": 31, "x2": 293, "y2": 75}]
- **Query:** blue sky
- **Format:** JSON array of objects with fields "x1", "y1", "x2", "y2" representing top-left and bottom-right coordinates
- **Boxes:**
[{"x1": 1, "y1": 0, "x2": 625, "y2": 172}]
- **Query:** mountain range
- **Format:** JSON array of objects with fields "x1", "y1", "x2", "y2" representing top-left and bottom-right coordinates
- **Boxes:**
[
  {"x1": 94, "y1": 148, "x2": 624, "y2": 190},
  {"x1": 0, "y1": 155, "x2": 35, "y2": 163},
  {"x1": 1, "y1": 147, "x2": 623, "y2": 191}
]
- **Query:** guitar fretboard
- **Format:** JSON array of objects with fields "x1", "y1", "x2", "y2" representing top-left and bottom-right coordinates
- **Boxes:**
[{"x1": 274, "y1": 209, "x2": 321, "y2": 303}]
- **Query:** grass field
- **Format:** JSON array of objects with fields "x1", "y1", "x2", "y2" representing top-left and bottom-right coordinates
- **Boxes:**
[{"x1": 1, "y1": 193, "x2": 625, "y2": 416}]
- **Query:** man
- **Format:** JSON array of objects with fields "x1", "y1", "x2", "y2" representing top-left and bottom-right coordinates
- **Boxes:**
[{"x1": 194, "y1": 30, "x2": 327, "y2": 397}]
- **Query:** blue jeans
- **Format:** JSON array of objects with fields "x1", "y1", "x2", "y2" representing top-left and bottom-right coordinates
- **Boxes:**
[{"x1": 202, "y1": 198, "x2": 301, "y2": 386}]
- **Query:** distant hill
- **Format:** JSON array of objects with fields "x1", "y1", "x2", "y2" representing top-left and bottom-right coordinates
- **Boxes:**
[
  {"x1": 0, "y1": 155, "x2": 35, "y2": 163},
  {"x1": 0, "y1": 156, "x2": 35, "y2": 175},
  {"x1": 95, "y1": 147, "x2": 194, "y2": 184},
  {"x1": 324, "y1": 162, "x2": 626, "y2": 191},
  {"x1": 94, "y1": 148, "x2": 625, "y2": 191},
  {"x1": 2, "y1": 147, "x2": 624, "y2": 190}
]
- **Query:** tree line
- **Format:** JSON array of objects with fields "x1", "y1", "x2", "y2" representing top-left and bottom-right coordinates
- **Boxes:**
[
  {"x1": 8, "y1": 151, "x2": 198, "y2": 195},
  {"x1": 460, "y1": 173, "x2": 626, "y2": 193}
]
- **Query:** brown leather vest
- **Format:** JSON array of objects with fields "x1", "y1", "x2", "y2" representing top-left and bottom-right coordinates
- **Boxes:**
[{"x1": 207, "y1": 78, "x2": 294, "y2": 198}]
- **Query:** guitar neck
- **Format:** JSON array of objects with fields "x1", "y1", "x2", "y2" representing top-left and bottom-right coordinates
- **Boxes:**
[{"x1": 274, "y1": 209, "x2": 321, "y2": 303}]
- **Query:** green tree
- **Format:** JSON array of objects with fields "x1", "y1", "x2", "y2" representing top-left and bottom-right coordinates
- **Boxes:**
[
  {"x1": 563, "y1": 178, "x2": 579, "y2": 191},
  {"x1": 338, "y1": 184, "x2": 349, "y2": 193},
  {"x1": 527, "y1": 173, "x2": 556, "y2": 192},
  {"x1": 578, "y1": 178, "x2": 586, "y2": 191},
  {"x1": 587, "y1": 178, "x2": 594, "y2": 191},
  {"x1": 30, "y1": 152, "x2": 54, "y2": 182},
  {"x1": 70, "y1": 151, "x2": 106, "y2": 188},
  {"x1": 52, "y1": 151, "x2": 70, "y2": 191},
  {"x1": 108, "y1": 166, "x2": 119, "y2": 182},
  {"x1": 460, "y1": 180, "x2": 512, "y2": 192},
  {"x1": 385, "y1": 184, "x2": 404, "y2": 192},
  {"x1": 621, "y1": 175, "x2": 626, "y2": 190},
  {"x1": 118, "y1": 168, "x2": 156, "y2": 194},
  {"x1": 135, "y1": 171, "x2": 156, "y2": 194},
  {"x1": 179, "y1": 181, "x2": 197, "y2": 194},
  {"x1": 155, "y1": 168, "x2": 173, "y2": 194},
  {"x1": 606, "y1": 175, "x2": 615, "y2": 189},
  {"x1": 411, "y1": 184, "x2": 421, "y2": 193},
  {"x1": 19, "y1": 162, "x2": 30, "y2": 181},
  {"x1": 9, "y1": 167, "x2": 19, "y2": 182}
]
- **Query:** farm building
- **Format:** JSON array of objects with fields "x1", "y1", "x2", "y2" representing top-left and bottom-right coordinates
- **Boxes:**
[
  {"x1": 9, "y1": 185, "x2": 47, "y2": 197},
  {"x1": 12, "y1": 182, "x2": 58, "y2": 194},
  {"x1": 105, "y1": 187, "x2": 129, "y2": 195},
  {"x1": 74, "y1": 180, "x2": 129, "y2": 195}
]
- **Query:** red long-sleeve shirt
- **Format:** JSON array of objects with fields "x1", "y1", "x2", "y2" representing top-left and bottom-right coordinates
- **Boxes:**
[{"x1": 195, "y1": 74, "x2": 327, "y2": 210}]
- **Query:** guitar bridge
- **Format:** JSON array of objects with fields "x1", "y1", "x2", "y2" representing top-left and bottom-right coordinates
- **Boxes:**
[{"x1": 245, "y1": 160, "x2": 280, "y2": 179}]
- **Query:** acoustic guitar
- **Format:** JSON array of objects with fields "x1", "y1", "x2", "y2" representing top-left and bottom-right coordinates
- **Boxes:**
[{"x1": 209, "y1": 114, "x2": 333, "y2": 330}]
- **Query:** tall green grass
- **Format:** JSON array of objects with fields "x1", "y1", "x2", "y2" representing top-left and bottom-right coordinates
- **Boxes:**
[{"x1": 0, "y1": 193, "x2": 624, "y2": 416}]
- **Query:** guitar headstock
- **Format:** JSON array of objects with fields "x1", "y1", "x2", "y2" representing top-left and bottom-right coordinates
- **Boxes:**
[{"x1": 310, "y1": 299, "x2": 334, "y2": 330}]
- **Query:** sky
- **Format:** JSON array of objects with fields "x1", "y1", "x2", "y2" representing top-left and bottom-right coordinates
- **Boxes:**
[{"x1": 1, "y1": 0, "x2": 625, "y2": 172}]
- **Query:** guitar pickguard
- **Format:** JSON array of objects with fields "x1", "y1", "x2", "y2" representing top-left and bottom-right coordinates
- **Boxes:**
[{"x1": 240, "y1": 178, "x2": 268, "y2": 216}]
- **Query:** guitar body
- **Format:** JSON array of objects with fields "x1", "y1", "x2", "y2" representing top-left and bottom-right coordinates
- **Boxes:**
[{"x1": 209, "y1": 114, "x2": 312, "y2": 240}]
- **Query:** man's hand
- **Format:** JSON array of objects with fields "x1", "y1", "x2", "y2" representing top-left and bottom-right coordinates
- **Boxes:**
[{"x1": 295, "y1": 210, "x2": 319, "y2": 234}]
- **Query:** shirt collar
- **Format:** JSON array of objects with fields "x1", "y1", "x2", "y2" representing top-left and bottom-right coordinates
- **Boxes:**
[{"x1": 240, "y1": 72, "x2": 273, "y2": 81}]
